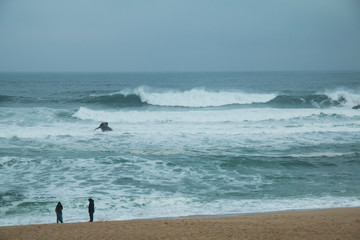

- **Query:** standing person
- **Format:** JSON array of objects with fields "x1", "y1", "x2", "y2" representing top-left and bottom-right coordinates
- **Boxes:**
[
  {"x1": 55, "y1": 202, "x2": 63, "y2": 223},
  {"x1": 88, "y1": 198, "x2": 95, "y2": 222}
]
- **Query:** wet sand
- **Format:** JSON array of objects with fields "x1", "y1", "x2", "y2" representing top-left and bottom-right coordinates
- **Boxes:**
[{"x1": 1, "y1": 207, "x2": 359, "y2": 240}]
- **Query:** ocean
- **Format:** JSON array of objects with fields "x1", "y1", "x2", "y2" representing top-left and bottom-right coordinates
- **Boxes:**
[{"x1": 0, "y1": 71, "x2": 359, "y2": 226}]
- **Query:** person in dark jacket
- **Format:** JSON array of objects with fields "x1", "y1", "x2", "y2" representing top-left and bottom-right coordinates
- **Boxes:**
[
  {"x1": 88, "y1": 198, "x2": 95, "y2": 222},
  {"x1": 95, "y1": 122, "x2": 113, "y2": 132},
  {"x1": 55, "y1": 202, "x2": 63, "y2": 223}
]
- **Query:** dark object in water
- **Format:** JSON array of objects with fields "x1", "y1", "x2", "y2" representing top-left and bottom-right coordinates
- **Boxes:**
[
  {"x1": 352, "y1": 104, "x2": 360, "y2": 110},
  {"x1": 95, "y1": 122, "x2": 113, "y2": 132}
]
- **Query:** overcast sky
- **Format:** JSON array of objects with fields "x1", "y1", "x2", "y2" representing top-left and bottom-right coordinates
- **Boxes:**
[{"x1": 0, "y1": 0, "x2": 359, "y2": 72}]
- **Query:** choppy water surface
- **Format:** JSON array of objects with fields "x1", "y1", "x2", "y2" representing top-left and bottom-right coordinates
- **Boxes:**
[{"x1": 1, "y1": 72, "x2": 360, "y2": 226}]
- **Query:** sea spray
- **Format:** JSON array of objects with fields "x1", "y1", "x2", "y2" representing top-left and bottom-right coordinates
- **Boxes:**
[{"x1": 133, "y1": 87, "x2": 276, "y2": 107}]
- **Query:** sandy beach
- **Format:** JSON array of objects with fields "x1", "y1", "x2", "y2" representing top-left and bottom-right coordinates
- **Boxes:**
[{"x1": 1, "y1": 207, "x2": 359, "y2": 240}]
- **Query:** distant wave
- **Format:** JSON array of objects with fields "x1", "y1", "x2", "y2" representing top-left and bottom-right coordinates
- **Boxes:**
[
  {"x1": 0, "y1": 95, "x2": 21, "y2": 103},
  {"x1": 1, "y1": 88, "x2": 359, "y2": 109},
  {"x1": 83, "y1": 87, "x2": 353, "y2": 108},
  {"x1": 322, "y1": 89, "x2": 360, "y2": 107},
  {"x1": 134, "y1": 87, "x2": 276, "y2": 107},
  {"x1": 0, "y1": 95, "x2": 42, "y2": 105},
  {"x1": 83, "y1": 87, "x2": 276, "y2": 108},
  {"x1": 83, "y1": 93, "x2": 145, "y2": 107},
  {"x1": 0, "y1": 95, "x2": 12, "y2": 102},
  {"x1": 264, "y1": 94, "x2": 346, "y2": 108}
]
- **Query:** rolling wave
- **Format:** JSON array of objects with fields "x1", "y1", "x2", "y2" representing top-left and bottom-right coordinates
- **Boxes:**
[
  {"x1": 1, "y1": 88, "x2": 358, "y2": 109},
  {"x1": 133, "y1": 87, "x2": 275, "y2": 107},
  {"x1": 83, "y1": 93, "x2": 145, "y2": 107},
  {"x1": 0, "y1": 95, "x2": 31, "y2": 104},
  {"x1": 265, "y1": 94, "x2": 346, "y2": 108},
  {"x1": 81, "y1": 88, "x2": 352, "y2": 108},
  {"x1": 83, "y1": 89, "x2": 275, "y2": 108},
  {"x1": 0, "y1": 95, "x2": 13, "y2": 102}
]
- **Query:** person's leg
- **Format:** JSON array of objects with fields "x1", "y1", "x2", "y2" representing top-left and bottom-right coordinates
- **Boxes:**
[
  {"x1": 59, "y1": 213, "x2": 63, "y2": 223},
  {"x1": 89, "y1": 212, "x2": 93, "y2": 222}
]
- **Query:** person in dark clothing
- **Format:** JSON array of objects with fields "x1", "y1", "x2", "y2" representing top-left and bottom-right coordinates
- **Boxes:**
[
  {"x1": 55, "y1": 202, "x2": 63, "y2": 223},
  {"x1": 88, "y1": 198, "x2": 95, "y2": 222},
  {"x1": 95, "y1": 122, "x2": 113, "y2": 132}
]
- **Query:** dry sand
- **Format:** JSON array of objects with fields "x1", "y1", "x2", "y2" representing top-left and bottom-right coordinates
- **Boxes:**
[{"x1": 1, "y1": 207, "x2": 359, "y2": 240}]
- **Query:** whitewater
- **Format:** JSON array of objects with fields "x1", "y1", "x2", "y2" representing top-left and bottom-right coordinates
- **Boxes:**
[{"x1": 1, "y1": 71, "x2": 360, "y2": 226}]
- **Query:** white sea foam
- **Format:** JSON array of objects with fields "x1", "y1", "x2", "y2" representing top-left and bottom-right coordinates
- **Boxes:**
[
  {"x1": 321, "y1": 88, "x2": 360, "y2": 108},
  {"x1": 2, "y1": 72, "x2": 360, "y2": 227},
  {"x1": 2, "y1": 106, "x2": 359, "y2": 139},
  {"x1": 73, "y1": 106, "x2": 360, "y2": 124},
  {"x1": 1, "y1": 194, "x2": 359, "y2": 226},
  {"x1": 130, "y1": 87, "x2": 276, "y2": 107}
]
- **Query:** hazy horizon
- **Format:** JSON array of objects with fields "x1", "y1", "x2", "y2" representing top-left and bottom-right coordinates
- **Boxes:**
[
  {"x1": 1, "y1": 0, "x2": 360, "y2": 72},
  {"x1": 1, "y1": 69, "x2": 360, "y2": 74}
]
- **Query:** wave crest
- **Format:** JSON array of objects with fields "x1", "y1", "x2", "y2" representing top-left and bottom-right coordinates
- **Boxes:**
[
  {"x1": 133, "y1": 87, "x2": 275, "y2": 107},
  {"x1": 84, "y1": 93, "x2": 144, "y2": 107},
  {"x1": 265, "y1": 94, "x2": 346, "y2": 108},
  {"x1": 79, "y1": 88, "x2": 360, "y2": 108},
  {"x1": 2, "y1": 87, "x2": 359, "y2": 109},
  {"x1": 81, "y1": 87, "x2": 276, "y2": 108}
]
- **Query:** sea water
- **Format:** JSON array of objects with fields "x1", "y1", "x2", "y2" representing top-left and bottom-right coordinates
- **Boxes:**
[{"x1": 0, "y1": 71, "x2": 359, "y2": 226}]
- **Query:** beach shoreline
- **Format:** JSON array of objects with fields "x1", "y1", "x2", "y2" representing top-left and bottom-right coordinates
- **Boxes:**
[{"x1": 1, "y1": 207, "x2": 359, "y2": 240}]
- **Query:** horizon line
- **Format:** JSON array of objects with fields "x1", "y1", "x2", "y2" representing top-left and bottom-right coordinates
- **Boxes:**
[{"x1": 1, "y1": 69, "x2": 360, "y2": 74}]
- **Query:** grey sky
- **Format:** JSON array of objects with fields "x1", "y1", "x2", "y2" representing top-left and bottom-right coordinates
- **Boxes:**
[{"x1": 1, "y1": 0, "x2": 360, "y2": 72}]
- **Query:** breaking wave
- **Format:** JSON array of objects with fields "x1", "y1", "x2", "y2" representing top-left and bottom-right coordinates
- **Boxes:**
[
  {"x1": 265, "y1": 94, "x2": 346, "y2": 108},
  {"x1": 83, "y1": 93, "x2": 144, "y2": 107},
  {"x1": 1, "y1": 88, "x2": 359, "y2": 109},
  {"x1": 83, "y1": 87, "x2": 356, "y2": 108}
]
